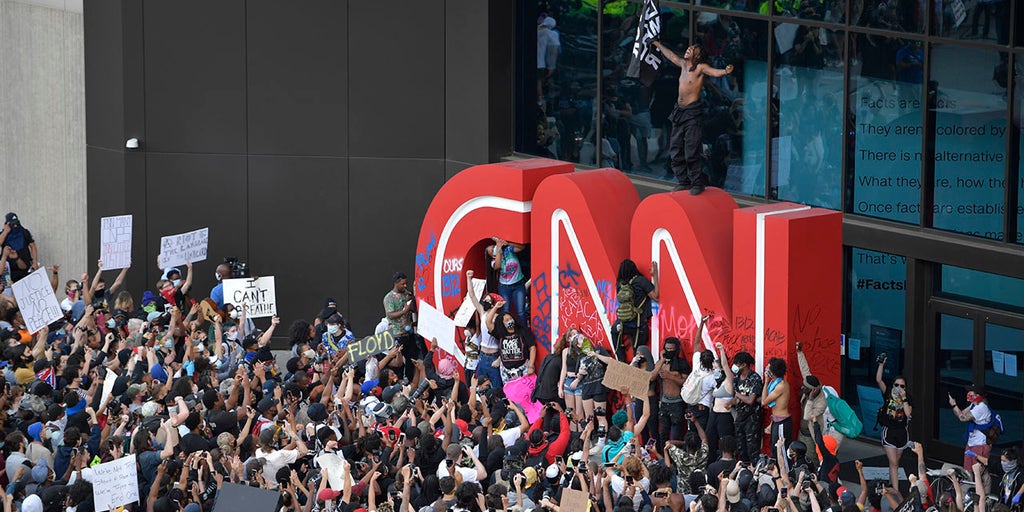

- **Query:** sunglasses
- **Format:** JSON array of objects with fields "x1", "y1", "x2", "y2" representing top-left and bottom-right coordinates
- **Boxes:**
[{"x1": 893, "y1": 383, "x2": 905, "y2": 388}]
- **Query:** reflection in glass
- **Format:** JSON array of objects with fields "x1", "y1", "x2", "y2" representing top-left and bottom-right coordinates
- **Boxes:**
[
  {"x1": 857, "y1": 0, "x2": 925, "y2": 33},
  {"x1": 595, "y1": 5, "x2": 688, "y2": 175},
  {"x1": 772, "y1": 23, "x2": 844, "y2": 209},
  {"x1": 983, "y1": 323, "x2": 1024, "y2": 450},
  {"x1": 694, "y1": 15, "x2": 769, "y2": 196},
  {"x1": 931, "y1": 0, "x2": 1010, "y2": 44},
  {"x1": 694, "y1": 0, "x2": 766, "y2": 14},
  {"x1": 940, "y1": 264, "x2": 1024, "y2": 310},
  {"x1": 930, "y1": 45, "x2": 1008, "y2": 240},
  {"x1": 518, "y1": 1, "x2": 598, "y2": 164},
  {"x1": 775, "y1": 0, "x2": 845, "y2": 23},
  {"x1": 935, "y1": 314, "x2": 974, "y2": 447},
  {"x1": 848, "y1": 36, "x2": 923, "y2": 222},
  {"x1": 1016, "y1": 62, "x2": 1024, "y2": 243},
  {"x1": 846, "y1": 248, "x2": 907, "y2": 439}
]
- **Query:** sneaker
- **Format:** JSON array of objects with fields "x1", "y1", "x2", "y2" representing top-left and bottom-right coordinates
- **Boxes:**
[
  {"x1": 689, "y1": 184, "x2": 706, "y2": 195},
  {"x1": 589, "y1": 437, "x2": 606, "y2": 456},
  {"x1": 674, "y1": 182, "x2": 692, "y2": 191}
]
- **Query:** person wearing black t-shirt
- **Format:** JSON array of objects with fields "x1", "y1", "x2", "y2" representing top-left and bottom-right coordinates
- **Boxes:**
[
  {"x1": 486, "y1": 307, "x2": 535, "y2": 383},
  {"x1": 610, "y1": 259, "x2": 659, "y2": 361}
]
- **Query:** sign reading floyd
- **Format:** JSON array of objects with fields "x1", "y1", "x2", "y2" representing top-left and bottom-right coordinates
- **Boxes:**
[{"x1": 413, "y1": 159, "x2": 843, "y2": 430}]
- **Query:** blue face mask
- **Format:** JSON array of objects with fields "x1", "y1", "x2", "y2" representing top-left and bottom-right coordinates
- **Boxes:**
[
  {"x1": 172, "y1": 279, "x2": 181, "y2": 287},
  {"x1": 327, "y1": 325, "x2": 340, "y2": 336},
  {"x1": 163, "y1": 339, "x2": 173, "y2": 351},
  {"x1": 107, "y1": 319, "x2": 116, "y2": 328}
]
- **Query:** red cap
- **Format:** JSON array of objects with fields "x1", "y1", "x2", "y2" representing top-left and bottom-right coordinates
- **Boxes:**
[
  {"x1": 455, "y1": 419, "x2": 472, "y2": 438},
  {"x1": 317, "y1": 489, "x2": 342, "y2": 501}
]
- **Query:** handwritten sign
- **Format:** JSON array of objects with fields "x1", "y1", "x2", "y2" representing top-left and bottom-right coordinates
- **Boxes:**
[
  {"x1": 601, "y1": 358, "x2": 651, "y2": 398},
  {"x1": 158, "y1": 227, "x2": 209, "y2": 268},
  {"x1": 315, "y1": 453, "x2": 355, "y2": 490},
  {"x1": 347, "y1": 331, "x2": 396, "y2": 363},
  {"x1": 91, "y1": 454, "x2": 139, "y2": 511},
  {"x1": 223, "y1": 276, "x2": 277, "y2": 318},
  {"x1": 417, "y1": 300, "x2": 464, "y2": 365},
  {"x1": 560, "y1": 488, "x2": 592, "y2": 512},
  {"x1": 99, "y1": 215, "x2": 132, "y2": 270},
  {"x1": 12, "y1": 268, "x2": 63, "y2": 333},
  {"x1": 453, "y1": 278, "x2": 487, "y2": 327}
]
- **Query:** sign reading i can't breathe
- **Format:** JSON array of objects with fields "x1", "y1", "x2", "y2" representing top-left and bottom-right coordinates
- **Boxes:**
[{"x1": 222, "y1": 276, "x2": 277, "y2": 318}]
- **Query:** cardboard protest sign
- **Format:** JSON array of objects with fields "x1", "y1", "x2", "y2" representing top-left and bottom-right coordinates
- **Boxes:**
[
  {"x1": 315, "y1": 453, "x2": 355, "y2": 490},
  {"x1": 222, "y1": 276, "x2": 277, "y2": 318},
  {"x1": 601, "y1": 358, "x2": 651, "y2": 398},
  {"x1": 503, "y1": 374, "x2": 543, "y2": 422},
  {"x1": 417, "y1": 300, "x2": 464, "y2": 364},
  {"x1": 99, "y1": 215, "x2": 132, "y2": 270},
  {"x1": 158, "y1": 227, "x2": 209, "y2": 268},
  {"x1": 347, "y1": 331, "x2": 396, "y2": 363},
  {"x1": 453, "y1": 278, "x2": 487, "y2": 327},
  {"x1": 560, "y1": 488, "x2": 592, "y2": 512},
  {"x1": 12, "y1": 267, "x2": 62, "y2": 333},
  {"x1": 91, "y1": 454, "x2": 139, "y2": 511},
  {"x1": 212, "y1": 483, "x2": 279, "y2": 512}
]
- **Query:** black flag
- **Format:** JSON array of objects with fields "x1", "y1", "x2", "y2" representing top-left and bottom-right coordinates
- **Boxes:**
[{"x1": 626, "y1": 0, "x2": 662, "y2": 87}]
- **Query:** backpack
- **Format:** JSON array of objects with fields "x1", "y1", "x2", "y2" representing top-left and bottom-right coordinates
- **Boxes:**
[
  {"x1": 615, "y1": 277, "x2": 644, "y2": 323},
  {"x1": 681, "y1": 366, "x2": 711, "y2": 405},
  {"x1": 824, "y1": 388, "x2": 863, "y2": 438}
]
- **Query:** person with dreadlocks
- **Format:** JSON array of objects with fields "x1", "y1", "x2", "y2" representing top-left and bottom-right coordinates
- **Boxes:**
[{"x1": 651, "y1": 41, "x2": 734, "y2": 195}]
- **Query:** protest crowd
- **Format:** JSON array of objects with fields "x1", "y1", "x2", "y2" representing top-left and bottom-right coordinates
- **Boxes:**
[{"x1": 0, "y1": 214, "x2": 1021, "y2": 512}]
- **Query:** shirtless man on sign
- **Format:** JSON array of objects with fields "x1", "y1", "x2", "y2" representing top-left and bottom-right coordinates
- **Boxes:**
[{"x1": 651, "y1": 41, "x2": 733, "y2": 195}]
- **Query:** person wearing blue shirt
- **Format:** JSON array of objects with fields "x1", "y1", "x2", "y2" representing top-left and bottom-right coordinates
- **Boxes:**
[{"x1": 210, "y1": 262, "x2": 231, "y2": 308}]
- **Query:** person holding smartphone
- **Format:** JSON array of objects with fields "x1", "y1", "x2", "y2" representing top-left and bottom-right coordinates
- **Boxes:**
[{"x1": 875, "y1": 353, "x2": 912, "y2": 491}]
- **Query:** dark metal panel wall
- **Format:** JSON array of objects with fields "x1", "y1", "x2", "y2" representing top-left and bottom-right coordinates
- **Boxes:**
[
  {"x1": 83, "y1": 0, "x2": 125, "y2": 151},
  {"x1": 246, "y1": 0, "x2": 348, "y2": 157},
  {"x1": 246, "y1": 156, "x2": 351, "y2": 325},
  {"x1": 143, "y1": 0, "x2": 247, "y2": 154},
  {"x1": 445, "y1": 0, "x2": 491, "y2": 165},
  {"x1": 347, "y1": 1, "x2": 445, "y2": 159}
]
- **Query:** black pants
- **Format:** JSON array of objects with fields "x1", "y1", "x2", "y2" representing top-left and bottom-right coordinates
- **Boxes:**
[
  {"x1": 769, "y1": 415, "x2": 794, "y2": 449},
  {"x1": 659, "y1": 400, "x2": 687, "y2": 446},
  {"x1": 734, "y1": 409, "x2": 763, "y2": 461},
  {"x1": 668, "y1": 102, "x2": 707, "y2": 186},
  {"x1": 707, "y1": 410, "x2": 735, "y2": 459},
  {"x1": 611, "y1": 319, "x2": 650, "y2": 361}
]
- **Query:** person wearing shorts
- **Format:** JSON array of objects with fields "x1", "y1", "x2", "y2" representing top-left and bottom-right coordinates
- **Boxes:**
[{"x1": 876, "y1": 354, "x2": 912, "y2": 491}]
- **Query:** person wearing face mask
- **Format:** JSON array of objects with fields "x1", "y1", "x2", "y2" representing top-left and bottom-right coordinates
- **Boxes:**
[
  {"x1": 730, "y1": 351, "x2": 762, "y2": 462},
  {"x1": 321, "y1": 313, "x2": 354, "y2": 362},
  {"x1": 653, "y1": 337, "x2": 691, "y2": 447},
  {"x1": 485, "y1": 308, "x2": 535, "y2": 383},
  {"x1": 0, "y1": 213, "x2": 39, "y2": 282},
  {"x1": 996, "y1": 447, "x2": 1024, "y2": 508},
  {"x1": 87, "y1": 258, "x2": 129, "y2": 309},
  {"x1": 950, "y1": 384, "x2": 996, "y2": 471},
  {"x1": 156, "y1": 261, "x2": 193, "y2": 310},
  {"x1": 59, "y1": 280, "x2": 82, "y2": 316},
  {"x1": 706, "y1": 342, "x2": 735, "y2": 459},
  {"x1": 210, "y1": 262, "x2": 232, "y2": 308}
]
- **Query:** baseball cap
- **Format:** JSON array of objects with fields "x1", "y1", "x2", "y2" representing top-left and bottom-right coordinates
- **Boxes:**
[
  {"x1": 454, "y1": 419, "x2": 472, "y2": 438},
  {"x1": 256, "y1": 396, "x2": 278, "y2": 414}
]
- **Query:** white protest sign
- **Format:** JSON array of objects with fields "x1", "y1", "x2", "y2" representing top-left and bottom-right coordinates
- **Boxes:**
[
  {"x1": 315, "y1": 453, "x2": 355, "y2": 490},
  {"x1": 91, "y1": 453, "x2": 139, "y2": 511},
  {"x1": 12, "y1": 268, "x2": 62, "y2": 333},
  {"x1": 453, "y1": 278, "x2": 487, "y2": 327},
  {"x1": 222, "y1": 276, "x2": 277, "y2": 318},
  {"x1": 417, "y1": 300, "x2": 464, "y2": 365},
  {"x1": 99, "y1": 215, "x2": 133, "y2": 270},
  {"x1": 100, "y1": 372, "x2": 118, "y2": 407},
  {"x1": 158, "y1": 227, "x2": 209, "y2": 268}
]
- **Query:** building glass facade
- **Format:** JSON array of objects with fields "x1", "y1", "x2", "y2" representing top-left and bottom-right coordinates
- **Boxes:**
[{"x1": 516, "y1": 0, "x2": 1024, "y2": 460}]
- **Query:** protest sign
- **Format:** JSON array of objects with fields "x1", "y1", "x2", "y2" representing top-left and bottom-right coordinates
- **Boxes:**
[
  {"x1": 503, "y1": 374, "x2": 544, "y2": 422},
  {"x1": 12, "y1": 268, "x2": 62, "y2": 333},
  {"x1": 212, "y1": 483, "x2": 279, "y2": 512},
  {"x1": 158, "y1": 227, "x2": 209, "y2": 268},
  {"x1": 417, "y1": 300, "x2": 464, "y2": 364},
  {"x1": 99, "y1": 215, "x2": 132, "y2": 270},
  {"x1": 453, "y1": 278, "x2": 487, "y2": 327},
  {"x1": 347, "y1": 331, "x2": 396, "y2": 363},
  {"x1": 601, "y1": 358, "x2": 651, "y2": 398},
  {"x1": 91, "y1": 454, "x2": 139, "y2": 511},
  {"x1": 223, "y1": 276, "x2": 277, "y2": 318},
  {"x1": 315, "y1": 453, "x2": 355, "y2": 490},
  {"x1": 561, "y1": 488, "x2": 592, "y2": 512}
]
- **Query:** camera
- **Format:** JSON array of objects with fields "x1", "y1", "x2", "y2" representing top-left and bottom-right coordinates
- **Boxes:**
[
  {"x1": 409, "y1": 379, "x2": 431, "y2": 401},
  {"x1": 223, "y1": 257, "x2": 250, "y2": 279}
]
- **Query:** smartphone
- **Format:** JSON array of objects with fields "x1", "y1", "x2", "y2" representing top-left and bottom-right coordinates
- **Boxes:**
[
  {"x1": 399, "y1": 433, "x2": 406, "y2": 444},
  {"x1": 603, "y1": 462, "x2": 615, "y2": 468},
  {"x1": 446, "y1": 458, "x2": 455, "y2": 468},
  {"x1": 626, "y1": 476, "x2": 635, "y2": 485},
  {"x1": 780, "y1": 487, "x2": 788, "y2": 498},
  {"x1": 555, "y1": 455, "x2": 563, "y2": 465}
]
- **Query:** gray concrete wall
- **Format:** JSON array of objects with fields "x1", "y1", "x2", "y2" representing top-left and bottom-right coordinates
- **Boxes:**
[{"x1": 0, "y1": 0, "x2": 87, "y2": 282}]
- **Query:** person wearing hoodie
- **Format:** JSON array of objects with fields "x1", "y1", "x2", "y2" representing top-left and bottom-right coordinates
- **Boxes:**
[
  {"x1": 525, "y1": 402, "x2": 571, "y2": 467},
  {"x1": 25, "y1": 422, "x2": 53, "y2": 468}
]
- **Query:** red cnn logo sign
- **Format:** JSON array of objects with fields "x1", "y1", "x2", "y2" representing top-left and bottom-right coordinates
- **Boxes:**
[{"x1": 414, "y1": 159, "x2": 842, "y2": 420}]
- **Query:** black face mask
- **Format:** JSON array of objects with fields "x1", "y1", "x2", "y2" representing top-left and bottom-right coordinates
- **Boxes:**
[{"x1": 663, "y1": 349, "x2": 677, "y2": 359}]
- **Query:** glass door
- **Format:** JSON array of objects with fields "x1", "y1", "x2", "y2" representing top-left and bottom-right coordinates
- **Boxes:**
[{"x1": 928, "y1": 300, "x2": 1024, "y2": 460}]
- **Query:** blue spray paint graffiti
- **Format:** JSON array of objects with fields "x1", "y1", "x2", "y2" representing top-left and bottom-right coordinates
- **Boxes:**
[
  {"x1": 596, "y1": 279, "x2": 618, "y2": 317},
  {"x1": 532, "y1": 271, "x2": 551, "y2": 350},
  {"x1": 441, "y1": 273, "x2": 461, "y2": 297},
  {"x1": 558, "y1": 262, "x2": 581, "y2": 288},
  {"x1": 414, "y1": 232, "x2": 437, "y2": 292}
]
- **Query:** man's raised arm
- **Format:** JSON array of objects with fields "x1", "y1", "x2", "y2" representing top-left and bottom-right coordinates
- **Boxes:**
[
  {"x1": 652, "y1": 41, "x2": 685, "y2": 67},
  {"x1": 701, "y1": 63, "x2": 734, "y2": 78}
]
